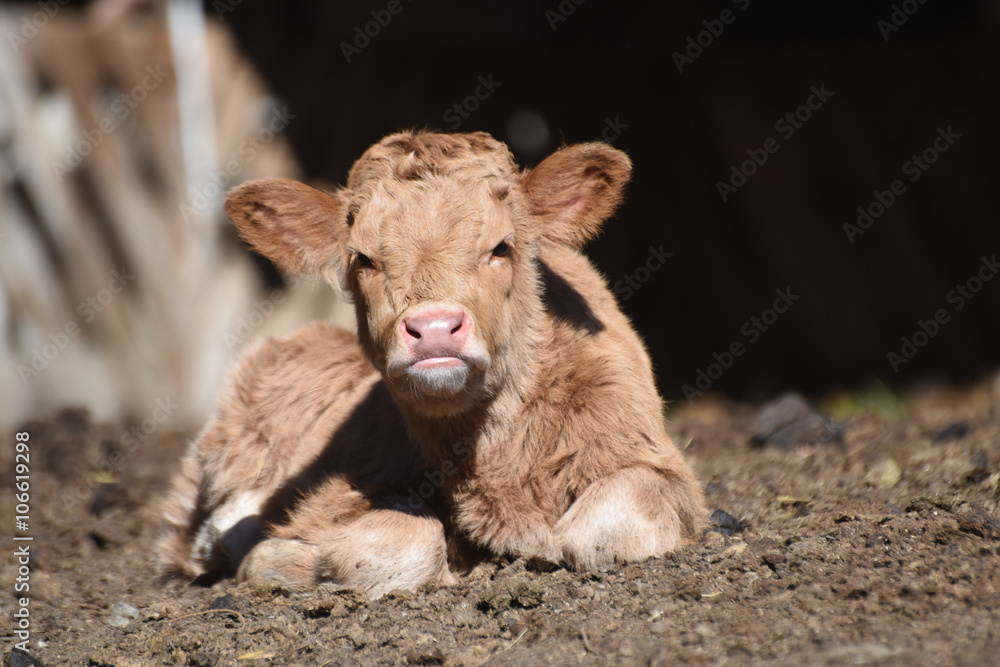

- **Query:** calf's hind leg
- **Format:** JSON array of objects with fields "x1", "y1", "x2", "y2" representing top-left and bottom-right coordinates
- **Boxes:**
[{"x1": 239, "y1": 481, "x2": 452, "y2": 599}]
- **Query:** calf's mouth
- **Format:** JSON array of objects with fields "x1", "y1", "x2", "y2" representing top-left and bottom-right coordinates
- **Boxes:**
[{"x1": 384, "y1": 303, "x2": 490, "y2": 398}]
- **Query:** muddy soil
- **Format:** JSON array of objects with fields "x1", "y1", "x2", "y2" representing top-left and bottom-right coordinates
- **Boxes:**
[{"x1": 3, "y1": 380, "x2": 999, "y2": 666}]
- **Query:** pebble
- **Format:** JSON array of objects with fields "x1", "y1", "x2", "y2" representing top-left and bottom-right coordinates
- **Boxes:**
[
  {"x1": 105, "y1": 614, "x2": 130, "y2": 629},
  {"x1": 707, "y1": 508, "x2": 743, "y2": 536},
  {"x1": 751, "y1": 392, "x2": 842, "y2": 448},
  {"x1": 208, "y1": 594, "x2": 236, "y2": 611},
  {"x1": 931, "y1": 422, "x2": 969, "y2": 443},
  {"x1": 10, "y1": 648, "x2": 45, "y2": 667},
  {"x1": 106, "y1": 601, "x2": 140, "y2": 627},
  {"x1": 112, "y1": 601, "x2": 140, "y2": 618},
  {"x1": 865, "y1": 459, "x2": 902, "y2": 489}
]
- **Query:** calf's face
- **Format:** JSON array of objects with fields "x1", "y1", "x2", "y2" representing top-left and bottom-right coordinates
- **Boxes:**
[
  {"x1": 224, "y1": 132, "x2": 631, "y2": 417},
  {"x1": 346, "y1": 175, "x2": 530, "y2": 413}
]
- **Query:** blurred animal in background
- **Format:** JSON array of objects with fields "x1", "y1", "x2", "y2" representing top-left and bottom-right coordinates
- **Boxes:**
[{"x1": 159, "y1": 130, "x2": 706, "y2": 597}]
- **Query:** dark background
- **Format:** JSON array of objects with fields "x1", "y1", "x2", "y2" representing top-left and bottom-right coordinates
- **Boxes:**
[{"x1": 219, "y1": 0, "x2": 999, "y2": 402}]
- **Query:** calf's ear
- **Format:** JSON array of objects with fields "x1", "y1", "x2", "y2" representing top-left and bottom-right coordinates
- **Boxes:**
[
  {"x1": 522, "y1": 142, "x2": 632, "y2": 248},
  {"x1": 223, "y1": 178, "x2": 347, "y2": 280}
]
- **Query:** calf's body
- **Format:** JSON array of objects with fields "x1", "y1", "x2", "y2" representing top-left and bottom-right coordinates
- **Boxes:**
[{"x1": 160, "y1": 131, "x2": 705, "y2": 597}]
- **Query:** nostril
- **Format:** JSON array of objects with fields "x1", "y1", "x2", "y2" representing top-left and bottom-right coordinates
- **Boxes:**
[{"x1": 401, "y1": 311, "x2": 468, "y2": 348}]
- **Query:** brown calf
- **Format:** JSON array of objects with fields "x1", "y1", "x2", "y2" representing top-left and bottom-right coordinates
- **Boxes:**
[{"x1": 159, "y1": 131, "x2": 706, "y2": 598}]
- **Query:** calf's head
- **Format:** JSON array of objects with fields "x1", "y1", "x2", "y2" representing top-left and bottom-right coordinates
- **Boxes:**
[{"x1": 224, "y1": 131, "x2": 630, "y2": 417}]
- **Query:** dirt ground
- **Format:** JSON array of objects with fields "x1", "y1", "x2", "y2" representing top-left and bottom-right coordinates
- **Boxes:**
[{"x1": 3, "y1": 378, "x2": 999, "y2": 666}]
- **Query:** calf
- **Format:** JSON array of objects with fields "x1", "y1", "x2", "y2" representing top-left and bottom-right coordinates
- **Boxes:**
[{"x1": 159, "y1": 131, "x2": 705, "y2": 598}]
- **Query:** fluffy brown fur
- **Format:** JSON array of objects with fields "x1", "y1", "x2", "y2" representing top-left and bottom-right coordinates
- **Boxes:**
[{"x1": 159, "y1": 131, "x2": 706, "y2": 598}]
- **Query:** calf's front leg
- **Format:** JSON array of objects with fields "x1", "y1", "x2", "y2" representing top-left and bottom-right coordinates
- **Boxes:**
[
  {"x1": 555, "y1": 465, "x2": 704, "y2": 569},
  {"x1": 239, "y1": 484, "x2": 453, "y2": 599}
]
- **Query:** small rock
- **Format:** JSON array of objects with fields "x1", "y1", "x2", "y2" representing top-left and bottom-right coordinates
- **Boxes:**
[
  {"x1": 208, "y1": 594, "x2": 236, "y2": 612},
  {"x1": 111, "y1": 601, "x2": 140, "y2": 618},
  {"x1": 865, "y1": 459, "x2": 902, "y2": 489},
  {"x1": 931, "y1": 422, "x2": 970, "y2": 443},
  {"x1": 9, "y1": 648, "x2": 45, "y2": 667},
  {"x1": 105, "y1": 614, "x2": 130, "y2": 628},
  {"x1": 707, "y1": 508, "x2": 744, "y2": 536},
  {"x1": 106, "y1": 601, "x2": 140, "y2": 627},
  {"x1": 751, "y1": 392, "x2": 842, "y2": 449}
]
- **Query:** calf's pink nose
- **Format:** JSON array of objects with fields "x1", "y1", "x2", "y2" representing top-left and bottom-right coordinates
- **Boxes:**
[{"x1": 401, "y1": 310, "x2": 469, "y2": 355}]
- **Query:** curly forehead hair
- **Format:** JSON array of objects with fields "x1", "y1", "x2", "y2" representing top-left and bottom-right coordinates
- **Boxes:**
[{"x1": 345, "y1": 131, "x2": 520, "y2": 192}]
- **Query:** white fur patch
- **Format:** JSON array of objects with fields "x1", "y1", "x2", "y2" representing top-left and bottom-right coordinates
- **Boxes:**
[{"x1": 192, "y1": 492, "x2": 266, "y2": 568}]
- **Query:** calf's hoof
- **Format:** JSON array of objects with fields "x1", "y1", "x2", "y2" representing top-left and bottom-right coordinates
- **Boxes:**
[{"x1": 237, "y1": 538, "x2": 320, "y2": 593}]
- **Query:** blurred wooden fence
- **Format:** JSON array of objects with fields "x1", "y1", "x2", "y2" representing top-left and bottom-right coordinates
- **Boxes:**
[{"x1": 0, "y1": 0, "x2": 353, "y2": 433}]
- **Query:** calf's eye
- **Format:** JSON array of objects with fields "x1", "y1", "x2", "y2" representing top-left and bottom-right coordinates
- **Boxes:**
[
  {"x1": 355, "y1": 253, "x2": 373, "y2": 268},
  {"x1": 491, "y1": 241, "x2": 510, "y2": 258}
]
